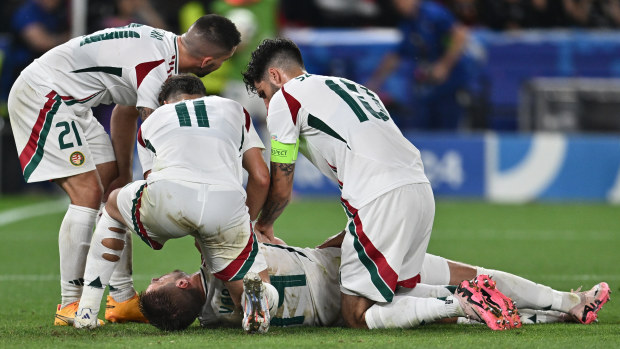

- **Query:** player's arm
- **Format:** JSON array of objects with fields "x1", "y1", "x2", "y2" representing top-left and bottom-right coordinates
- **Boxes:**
[
  {"x1": 366, "y1": 52, "x2": 400, "y2": 92},
  {"x1": 429, "y1": 23, "x2": 468, "y2": 83},
  {"x1": 254, "y1": 140, "x2": 298, "y2": 244},
  {"x1": 105, "y1": 105, "x2": 149, "y2": 198},
  {"x1": 317, "y1": 230, "x2": 346, "y2": 249},
  {"x1": 242, "y1": 147, "x2": 270, "y2": 221}
]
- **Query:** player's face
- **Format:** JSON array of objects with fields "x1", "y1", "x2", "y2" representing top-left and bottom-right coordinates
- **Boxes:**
[
  {"x1": 145, "y1": 270, "x2": 188, "y2": 293},
  {"x1": 254, "y1": 80, "x2": 280, "y2": 110},
  {"x1": 194, "y1": 47, "x2": 237, "y2": 78}
]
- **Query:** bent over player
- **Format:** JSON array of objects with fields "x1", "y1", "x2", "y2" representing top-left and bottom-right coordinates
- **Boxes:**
[
  {"x1": 8, "y1": 15, "x2": 242, "y2": 325},
  {"x1": 241, "y1": 38, "x2": 521, "y2": 330},
  {"x1": 73, "y1": 75, "x2": 278, "y2": 333}
]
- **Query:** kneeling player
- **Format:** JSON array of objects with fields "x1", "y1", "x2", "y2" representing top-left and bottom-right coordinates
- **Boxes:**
[
  {"x1": 140, "y1": 237, "x2": 609, "y2": 330},
  {"x1": 73, "y1": 75, "x2": 278, "y2": 333}
]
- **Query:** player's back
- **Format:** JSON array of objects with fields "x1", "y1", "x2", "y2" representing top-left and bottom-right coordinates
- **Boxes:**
[
  {"x1": 269, "y1": 74, "x2": 429, "y2": 208},
  {"x1": 20, "y1": 24, "x2": 177, "y2": 113},
  {"x1": 139, "y1": 96, "x2": 248, "y2": 192}
]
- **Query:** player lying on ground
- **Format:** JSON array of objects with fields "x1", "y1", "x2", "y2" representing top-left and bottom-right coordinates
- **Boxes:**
[
  {"x1": 7, "y1": 14, "x2": 242, "y2": 326},
  {"x1": 73, "y1": 75, "x2": 278, "y2": 333},
  {"x1": 139, "y1": 236, "x2": 608, "y2": 330}
]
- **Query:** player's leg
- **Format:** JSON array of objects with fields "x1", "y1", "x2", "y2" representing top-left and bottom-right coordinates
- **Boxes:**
[
  {"x1": 340, "y1": 183, "x2": 440, "y2": 328},
  {"x1": 421, "y1": 253, "x2": 610, "y2": 324},
  {"x1": 74, "y1": 186, "x2": 130, "y2": 328},
  {"x1": 8, "y1": 81, "x2": 118, "y2": 325},
  {"x1": 54, "y1": 113, "x2": 116, "y2": 318},
  {"x1": 195, "y1": 187, "x2": 278, "y2": 333}
]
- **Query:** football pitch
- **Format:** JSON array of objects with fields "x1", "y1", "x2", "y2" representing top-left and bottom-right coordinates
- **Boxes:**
[{"x1": 0, "y1": 195, "x2": 618, "y2": 348}]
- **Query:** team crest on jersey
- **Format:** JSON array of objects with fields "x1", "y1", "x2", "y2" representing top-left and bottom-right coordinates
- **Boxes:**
[{"x1": 69, "y1": 151, "x2": 85, "y2": 166}]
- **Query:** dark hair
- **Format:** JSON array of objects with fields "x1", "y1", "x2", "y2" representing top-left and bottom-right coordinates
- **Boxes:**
[
  {"x1": 242, "y1": 38, "x2": 305, "y2": 94},
  {"x1": 138, "y1": 286, "x2": 203, "y2": 331},
  {"x1": 192, "y1": 14, "x2": 241, "y2": 53},
  {"x1": 158, "y1": 74, "x2": 207, "y2": 105}
]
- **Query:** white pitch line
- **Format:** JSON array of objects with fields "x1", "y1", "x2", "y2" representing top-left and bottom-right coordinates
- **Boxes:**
[{"x1": 0, "y1": 198, "x2": 69, "y2": 227}]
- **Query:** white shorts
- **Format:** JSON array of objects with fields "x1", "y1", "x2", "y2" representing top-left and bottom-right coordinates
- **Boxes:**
[
  {"x1": 7, "y1": 75, "x2": 115, "y2": 183},
  {"x1": 116, "y1": 179, "x2": 267, "y2": 281},
  {"x1": 339, "y1": 183, "x2": 435, "y2": 302}
]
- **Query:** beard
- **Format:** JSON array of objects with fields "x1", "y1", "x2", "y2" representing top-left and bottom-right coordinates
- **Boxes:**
[{"x1": 193, "y1": 62, "x2": 220, "y2": 78}]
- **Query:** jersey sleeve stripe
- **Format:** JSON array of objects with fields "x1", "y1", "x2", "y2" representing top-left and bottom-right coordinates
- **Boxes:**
[
  {"x1": 281, "y1": 86, "x2": 300, "y2": 125},
  {"x1": 243, "y1": 108, "x2": 251, "y2": 132},
  {"x1": 135, "y1": 59, "x2": 165, "y2": 88},
  {"x1": 137, "y1": 127, "x2": 146, "y2": 147}
]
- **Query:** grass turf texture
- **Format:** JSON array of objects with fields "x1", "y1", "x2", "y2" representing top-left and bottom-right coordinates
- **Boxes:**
[{"x1": 0, "y1": 195, "x2": 618, "y2": 348}]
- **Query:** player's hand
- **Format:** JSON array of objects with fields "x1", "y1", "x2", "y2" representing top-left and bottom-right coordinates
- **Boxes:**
[
  {"x1": 428, "y1": 62, "x2": 450, "y2": 84},
  {"x1": 253, "y1": 223, "x2": 284, "y2": 245},
  {"x1": 104, "y1": 174, "x2": 132, "y2": 201}
]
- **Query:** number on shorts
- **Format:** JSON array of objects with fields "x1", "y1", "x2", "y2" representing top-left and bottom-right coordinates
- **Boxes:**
[{"x1": 56, "y1": 121, "x2": 83, "y2": 149}]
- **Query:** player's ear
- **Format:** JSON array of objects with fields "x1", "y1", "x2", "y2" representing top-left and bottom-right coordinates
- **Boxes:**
[
  {"x1": 267, "y1": 67, "x2": 283, "y2": 86},
  {"x1": 201, "y1": 56, "x2": 214, "y2": 68},
  {"x1": 176, "y1": 279, "x2": 190, "y2": 289}
]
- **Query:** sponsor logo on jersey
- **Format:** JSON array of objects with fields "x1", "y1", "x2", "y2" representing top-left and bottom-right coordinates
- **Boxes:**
[{"x1": 70, "y1": 151, "x2": 85, "y2": 166}]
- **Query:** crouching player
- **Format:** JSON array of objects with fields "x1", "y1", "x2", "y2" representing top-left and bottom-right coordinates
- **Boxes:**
[
  {"x1": 73, "y1": 74, "x2": 278, "y2": 333},
  {"x1": 139, "y1": 235, "x2": 609, "y2": 330}
]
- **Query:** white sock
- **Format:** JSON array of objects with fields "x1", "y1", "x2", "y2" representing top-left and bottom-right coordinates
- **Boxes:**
[
  {"x1": 397, "y1": 283, "x2": 455, "y2": 299},
  {"x1": 109, "y1": 232, "x2": 136, "y2": 303},
  {"x1": 78, "y1": 208, "x2": 126, "y2": 314},
  {"x1": 58, "y1": 204, "x2": 98, "y2": 306},
  {"x1": 477, "y1": 267, "x2": 580, "y2": 312},
  {"x1": 364, "y1": 295, "x2": 464, "y2": 329},
  {"x1": 519, "y1": 310, "x2": 571, "y2": 324},
  {"x1": 264, "y1": 282, "x2": 279, "y2": 318}
]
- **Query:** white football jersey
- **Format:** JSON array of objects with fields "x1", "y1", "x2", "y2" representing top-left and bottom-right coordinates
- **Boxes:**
[
  {"x1": 137, "y1": 95, "x2": 264, "y2": 195},
  {"x1": 199, "y1": 244, "x2": 343, "y2": 327},
  {"x1": 20, "y1": 24, "x2": 178, "y2": 114},
  {"x1": 267, "y1": 74, "x2": 429, "y2": 208}
]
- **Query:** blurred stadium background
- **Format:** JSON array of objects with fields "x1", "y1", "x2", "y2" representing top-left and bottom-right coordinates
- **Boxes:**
[
  {"x1": 1, "y1": 0, "x2": 620, "y2": 203},
  {"x1": 0, "y1": 2, "x2": 619, "y2": 344}
]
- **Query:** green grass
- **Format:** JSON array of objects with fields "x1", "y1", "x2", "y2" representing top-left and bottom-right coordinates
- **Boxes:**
[{"x1": 0, "y1": 195, "x2": 618, "y2": 348}]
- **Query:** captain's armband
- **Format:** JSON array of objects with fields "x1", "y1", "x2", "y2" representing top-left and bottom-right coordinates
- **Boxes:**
[{"x1": 270, "y1": 139, "x2": 299, "y2": 164}]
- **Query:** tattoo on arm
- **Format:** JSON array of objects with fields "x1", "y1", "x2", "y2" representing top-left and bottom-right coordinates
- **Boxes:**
[
  {"x1": 277, "y1": 163, "x2": 295, "y2": 177},
  {"x1": 257, "y1": 162, "x2": 296, "y2": 225},
  {"x1": 258, "y1": 198, "x2": 289, "y2": 226},
  {"x1": 138, "y1": 107, "x2": 154, "y2": 121}
]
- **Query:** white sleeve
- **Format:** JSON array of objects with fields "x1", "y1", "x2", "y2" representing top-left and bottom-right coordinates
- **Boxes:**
[
  {"x1": 266, "y1": 90, "x2": 300, "y2": 145},
  {"x1": 136, "y1": 127, "x2": 154, "y2": 175},
  {"x1": 242, "y1": 110, "x2": 265, "y2": 154},
  {"x1": 135, "y1": 61, "x2": 169, "y2": 110}
]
